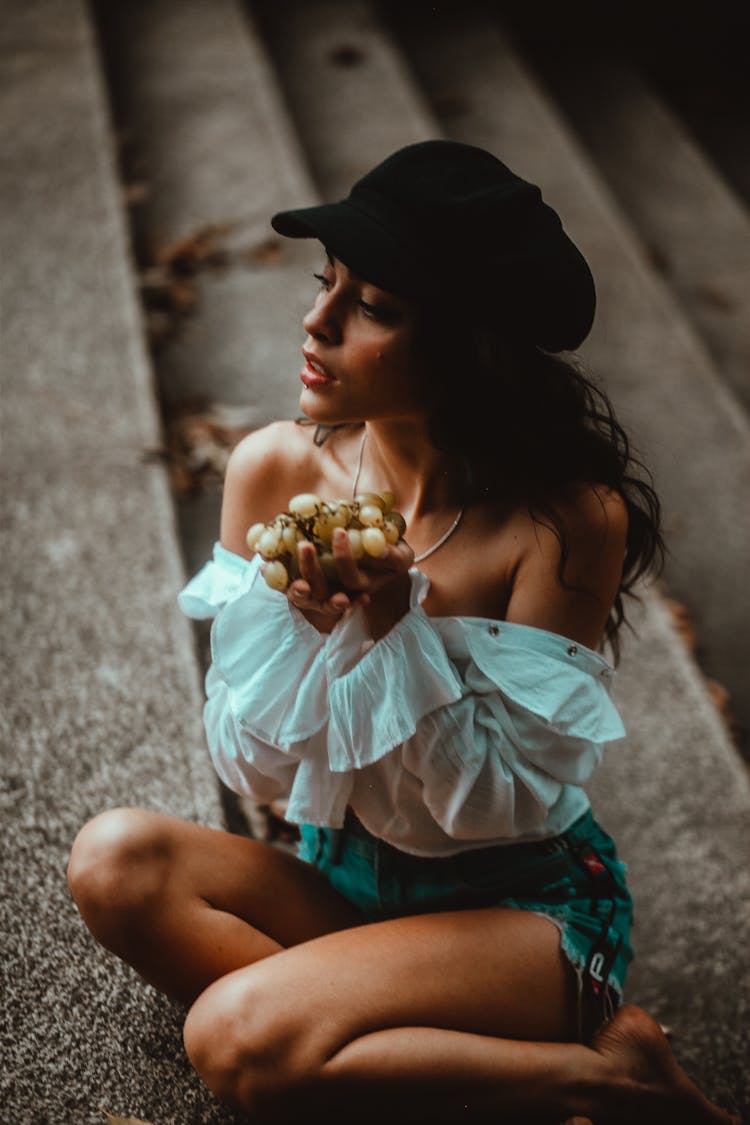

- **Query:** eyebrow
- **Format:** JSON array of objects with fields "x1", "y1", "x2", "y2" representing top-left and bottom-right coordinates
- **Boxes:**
[{"x1": 324, "y1": 248, "x2": 365, "y2": 283}]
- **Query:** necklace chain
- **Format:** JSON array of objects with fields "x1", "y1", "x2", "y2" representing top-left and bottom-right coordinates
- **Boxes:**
[{"x1": 351, "y1": 427, "x2": 465, "y2": 564}]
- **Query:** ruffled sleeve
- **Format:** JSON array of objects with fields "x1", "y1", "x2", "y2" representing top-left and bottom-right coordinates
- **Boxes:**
[
  {"x1": 325, "y1": 570, "x2": 625, "y2": 839},
  {"x1": 415, "y1": 621, "x2": 625, "y2": 838},
  {"x1": 178, "y1": 542, "x2": 253, "y2": 619},
  {"x1": 209, "y1": 553, "x2": 329, "y2": 747},
  {"x1": 325, "y1": 567, "x2": 462, "y2": 771},
  {"x1": 186, "y1": 545, "x2": 354, "y2": 824}
]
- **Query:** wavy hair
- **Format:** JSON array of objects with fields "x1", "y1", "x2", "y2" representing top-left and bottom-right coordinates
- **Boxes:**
[{"x1": 296, "y1": 311, "x2": 663, "y2": 661}]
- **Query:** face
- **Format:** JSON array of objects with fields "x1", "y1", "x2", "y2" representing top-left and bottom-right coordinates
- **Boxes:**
[{"x1": 299, "y1": 253, "x2": 430, "y2": 426}]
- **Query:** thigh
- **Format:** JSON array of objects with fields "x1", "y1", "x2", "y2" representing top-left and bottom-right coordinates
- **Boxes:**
[
  {"x1": 79, "y1": 807, "x2": 365, "y2": 946},
  {"x1": 212, "y1": 905, "x2": 579, "y2": 1055},
  {"x1": 159, "y1": 813, "x2": 367, "y2": 945}
]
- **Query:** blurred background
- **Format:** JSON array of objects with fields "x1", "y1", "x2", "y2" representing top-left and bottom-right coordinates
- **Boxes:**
[{"x1": 2, "y1": 2, "x2": 748, "y2": 1122}]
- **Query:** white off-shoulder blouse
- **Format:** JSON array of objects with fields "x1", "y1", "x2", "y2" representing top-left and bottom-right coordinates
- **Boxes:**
[{"x1": 179, "y1": 543, "x2": 626, "y2": 857}]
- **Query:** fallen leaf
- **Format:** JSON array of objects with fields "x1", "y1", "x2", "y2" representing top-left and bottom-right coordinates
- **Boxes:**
[
  {"x1": 664, "y1": 596, "x2": 698, "y2": 651},
  {"x1": 663, "y1": 596, "x2": 740, "y2": 744},
  {"x1": 101, "y1": 1110, "x2": 157, "y2": 1125},
  {"x1": 693, "y1": 283, "x2": 734, "y2": 312},
  {"x1": 161, "y1": 400, "x2": 254, "y2": 494},
  {"x1": 244, "y1": 236, "x2": 284, "y2": 266},
  {"x1": 123, "y1": 181, "x2": 150, "y2": 206}
]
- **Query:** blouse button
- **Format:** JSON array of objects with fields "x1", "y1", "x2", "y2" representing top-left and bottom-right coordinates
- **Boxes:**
[
  {"x1": 567, "y1": 644, "x2": 578, "y2": 656},
  {"x1": 488, "y1": 624, "x2": 499, "y2": 637}
]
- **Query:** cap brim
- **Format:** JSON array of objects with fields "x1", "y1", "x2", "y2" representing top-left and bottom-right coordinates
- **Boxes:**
[
  {"x1": 271, "y1": 200, "x2": 433, "y2": 297},
  {"x1": 271, "y1": 200, "x2": 595, "y2": 350}
]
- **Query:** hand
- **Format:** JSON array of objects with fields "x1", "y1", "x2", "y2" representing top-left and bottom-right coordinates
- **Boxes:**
[{"x1": 283, "y1": 528, "x2": 414, "y2": 633}]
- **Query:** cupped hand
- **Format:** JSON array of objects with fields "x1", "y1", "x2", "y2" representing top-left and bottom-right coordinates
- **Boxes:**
[{"x1": 282, "y1": 528, "x2": 415, "y2": 628}]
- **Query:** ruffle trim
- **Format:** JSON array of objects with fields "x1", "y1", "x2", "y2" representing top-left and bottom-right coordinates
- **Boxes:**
[
  {"x1": 178, "y1": 543, "x2": 253, "y2": 619},
  {"x1": 210, "y1": 558, "x2": 329, "y2": 748},
  {"x1": 327, "y1": 603, "x2": 464, "y2": 772}
]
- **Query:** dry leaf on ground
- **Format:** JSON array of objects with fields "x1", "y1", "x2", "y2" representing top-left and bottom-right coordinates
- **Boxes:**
[
  {"x1": 161, "y1": 400, "x2": 254, "y2": 495},
  {"x1": 101, "y1": 1110, "x2": 157, "y2": 1125},
  {"x1": 138, "y1": 223, "x2": 233, "y2": 351}
]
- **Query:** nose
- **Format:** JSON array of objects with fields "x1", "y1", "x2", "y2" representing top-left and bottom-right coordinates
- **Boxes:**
[{"x1": 303, "y1": 289, "x2": 341, "y2": 344}]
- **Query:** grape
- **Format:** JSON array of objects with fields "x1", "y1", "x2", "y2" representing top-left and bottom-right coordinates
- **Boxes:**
[
  {"x1": 263, "y1": 560, "x2": 289, "y2": 591},
  {"x1": 346, "y1": 527, "x2": 365, "y2": 559},
  {"x1": 318, "y1": 552, "x2": 338, "y2": 582},
  {"x1": 313, "y1": 509, "x2": 335, "y2": 543},
  {"x1": 246, "y1": 522, "x2": 266, "y2": 551},
  {"x1": 250, "y1": 489, "x2": 406, "y2": 592},
  {"x1": 362, "y1": 527, "x2": 387, "y2": 557},
  {"x1": 359, "y1": 503, "x2": 385, "y2": 528},
  {"x1": 257, "y1": 527, "x2": 283, "y2": 558},
  {"x1": 281, "y1": 524, "x2": 300, "y2": 553},
  {"x1": 328, "y1": 501, "x2": 351, "y2": 529},
  {"x1": 382, "y1": 518, "x2": 400, "y2": 545},
  {"x1": 289, "y1": 493, "x2": 322, "y2": 518},
  {"x1": 355, "y1": 491, "x2": 386, "y2": 512}
]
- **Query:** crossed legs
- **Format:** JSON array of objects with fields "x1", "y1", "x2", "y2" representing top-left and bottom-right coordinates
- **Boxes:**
[{"x1": 68, "y1": 809, "x2": 738, "y2": 1124}]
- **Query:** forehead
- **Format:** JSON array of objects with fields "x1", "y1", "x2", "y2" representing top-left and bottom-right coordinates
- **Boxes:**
[{"x1": 323, "y1": 248, "x2": 410, "y2": 302}]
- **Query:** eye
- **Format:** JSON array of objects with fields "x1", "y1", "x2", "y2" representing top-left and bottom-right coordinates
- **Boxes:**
[
  {"x1": 358, "y1": 299, "x2": 380, "y2": 320},
  {"x1": 313, "y1": 272, "x2": 331, "y2": 291}
]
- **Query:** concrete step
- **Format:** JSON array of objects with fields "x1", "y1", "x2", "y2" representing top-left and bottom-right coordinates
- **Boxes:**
[
  {"x1": 511, "y1": 52, "x2": 750, "y2": 418},
  {"x1": 95, "y1": 0, "x2": 321, "y2": 421},
  {"x1": 0, "y1": 2, "x2": 237, "y2": 1122},
  {"x1": 94, "y1": 0, "x2": 333, "y2": 583},
  {"x1": 253, "y1": 0, "x2": 436, "y2": 198}
]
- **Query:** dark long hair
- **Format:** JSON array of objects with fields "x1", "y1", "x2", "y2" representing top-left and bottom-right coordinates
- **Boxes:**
[{"x1": 296, "y1": 311, "x2": 663, "y2": 661}]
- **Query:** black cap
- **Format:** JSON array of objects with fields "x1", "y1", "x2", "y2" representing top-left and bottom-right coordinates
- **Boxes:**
[{"x1": 271, "y1": 140, "x2": 595, "y2": 352}]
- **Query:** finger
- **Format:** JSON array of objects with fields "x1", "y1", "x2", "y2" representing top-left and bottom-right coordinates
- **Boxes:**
[
  {"x1": 331, "y1": 528, "x2": 368, "y2": 590},
  {"x1": 288, "y1": 580, "x2": 311, "y2": 603},
  {"x1": 297, "y1": 540, "x2": 329, "y2": 601},
  {"x1": 364, "y1": 539, "x2": 413, "y2": 573}
]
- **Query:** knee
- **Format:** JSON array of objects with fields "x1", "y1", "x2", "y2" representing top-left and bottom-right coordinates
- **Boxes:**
[
  {"x1": 184, "y1": 973, "x2": 318, "y2": 1114},
  {"x1": 67, "y1": 808, "x2": 173, "y2": 935}
]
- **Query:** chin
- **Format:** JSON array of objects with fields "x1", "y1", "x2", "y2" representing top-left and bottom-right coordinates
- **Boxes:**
[{"x1": 299, "y1": 392, "x2": 359, "y2": 428}]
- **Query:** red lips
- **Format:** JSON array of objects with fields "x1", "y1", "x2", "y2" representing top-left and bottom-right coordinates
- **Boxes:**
[{"x1": 302, "y1": 349, "x2": 335, "y2": 380}]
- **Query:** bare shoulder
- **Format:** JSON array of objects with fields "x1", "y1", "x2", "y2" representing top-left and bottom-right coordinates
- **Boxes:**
[
  {"x1": 551, "y1": 482, "x2": 628, "y2": 551},
  {"x1": 220, "y1": 420, "x2": 320, "y2": 557},
  {"x1": 505, "y1": 483, "x2": 629, "y2": 647},
  {"x1": 224, "y1": 419, "x2": 315, "y2": 487}
]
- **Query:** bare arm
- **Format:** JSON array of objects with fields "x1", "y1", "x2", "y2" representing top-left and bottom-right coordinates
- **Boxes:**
[{"x1": 504, "y1": 486, "x2": 628, "y2": 650}]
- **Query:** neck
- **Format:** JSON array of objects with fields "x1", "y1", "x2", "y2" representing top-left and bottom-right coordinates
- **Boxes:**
[{"x1": 355, "y1": 419, "x2": 469, "y2": 523}]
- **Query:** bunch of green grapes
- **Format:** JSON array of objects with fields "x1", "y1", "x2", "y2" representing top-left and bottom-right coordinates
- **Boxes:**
[{"x1": 246, "y1": 492, "x2": 407, "y2": 592}]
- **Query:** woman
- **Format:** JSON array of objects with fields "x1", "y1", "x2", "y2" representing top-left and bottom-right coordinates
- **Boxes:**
[{"x1": 68, "y1": 142, "x2": 737, "y2": 1123}]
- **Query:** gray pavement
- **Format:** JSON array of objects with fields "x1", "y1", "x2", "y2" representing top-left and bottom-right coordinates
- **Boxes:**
[
  {"x1": 100, "y1": 0, "x2": 320, "y2": 420},
  {"x1": 1, "y1": 2, "x2": 236, "y2": 1121},
  {"x1": 2, "y1": 0, "x2": 749, "y2": 1121},
  {"x1": 519, "y1": 56, "x2": 750, "y2": 416}
]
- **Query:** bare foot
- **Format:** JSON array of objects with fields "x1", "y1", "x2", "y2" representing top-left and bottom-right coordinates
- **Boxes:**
[{"x1": 589, "y1": 1005, "x2": 740, "y2": 1125}]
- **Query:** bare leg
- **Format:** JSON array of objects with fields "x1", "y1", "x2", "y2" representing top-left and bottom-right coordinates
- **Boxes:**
[
  {"x1": 69, "y1": 812, "x2": 738, "y2": 1123},
  {"x1": 182, "y1": 911, "x2": 739, "y2": 1125},
  {"x1": 67, "y1": 808, "x2": 362, "y2": 1004}
]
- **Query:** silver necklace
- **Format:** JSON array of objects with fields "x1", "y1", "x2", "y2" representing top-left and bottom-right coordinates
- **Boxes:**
[{"x1": 351, "y1": 427, "x2": 466, "y2": 564}]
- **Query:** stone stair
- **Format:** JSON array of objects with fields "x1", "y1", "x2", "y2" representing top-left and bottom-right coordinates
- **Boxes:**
[{"x1": 2, "y1": 1, "x2": 748, "y2": 1121}]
